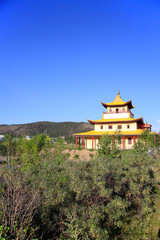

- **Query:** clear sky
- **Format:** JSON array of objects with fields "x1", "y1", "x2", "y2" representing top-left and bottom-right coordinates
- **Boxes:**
[{"x1": 0, "y1": 0, "x2": 160, "y2": 132}]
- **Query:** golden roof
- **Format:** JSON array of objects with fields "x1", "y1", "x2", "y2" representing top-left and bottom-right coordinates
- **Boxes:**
[
  {"x1": 110, "y1": 91, "x2": 126, "y2": 104},
  {"x1": 88, "y1": 117, "x2": 143, "y2": 125},
  {"x1": 101, "y1": 91, "x2": 134, "y2": 109},
  {"x1": 73, "y1": 130, "x2": 158, "y2": 136}
]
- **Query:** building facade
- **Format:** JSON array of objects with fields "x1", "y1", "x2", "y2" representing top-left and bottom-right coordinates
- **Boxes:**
[{"x1": 73, "y1": 91, "x2": 157, "y2": 150}]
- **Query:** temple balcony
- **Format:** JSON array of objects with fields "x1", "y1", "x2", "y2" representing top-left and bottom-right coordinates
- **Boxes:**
[{"x1": 103, "y1": 110, "x2": 134, "y2": 119}]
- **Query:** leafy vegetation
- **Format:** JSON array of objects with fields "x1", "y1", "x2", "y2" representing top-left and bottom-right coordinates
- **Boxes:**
[
  {"x1": 73, "y1": 154, "x2": 79, "y2": 159},
  {"x1": 0, "y1": 132, "x2": 160, "y2": 239}
]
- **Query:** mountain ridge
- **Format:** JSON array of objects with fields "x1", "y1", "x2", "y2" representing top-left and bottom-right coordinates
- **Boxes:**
[{"x1": 0, "y1": 121, "x2": 93, "y2": 137}]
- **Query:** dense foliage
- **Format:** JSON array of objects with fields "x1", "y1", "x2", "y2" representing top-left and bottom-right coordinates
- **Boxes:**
[{"x1": 0, "y1": 133, "x2": 160, "y2": 239}]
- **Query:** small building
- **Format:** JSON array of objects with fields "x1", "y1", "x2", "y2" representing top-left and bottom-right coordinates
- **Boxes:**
[
  {"x1": 73, "y1": 91, "x2": 158, "y2": 150},
  {"x1": 25, "y1": 135, "x2": 31, "y2": 140},
  {"x1": 0, "y1": 135, "x2": 5, "y2": 141}
]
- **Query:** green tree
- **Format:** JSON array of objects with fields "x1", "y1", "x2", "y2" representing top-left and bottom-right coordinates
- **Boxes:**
[
  {"x1": 98, "y1": 133, "x2": 121, "y2": 158},
  {"x1": 3, "y1": 134, "x2": 17, "y2": 169},
  {"x1": 0, "y1": 167, "x2": 41, "y2": 240},
  {"x1": 0, "y1": 132, "x2": 159, "y2": 239},
  {"x1": 140, "y1": 129, "x2": 159, "y2": 149}
]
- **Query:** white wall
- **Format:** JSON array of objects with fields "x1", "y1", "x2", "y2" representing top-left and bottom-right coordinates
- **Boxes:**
[
  {"x1": 107, "y1": 106, "x2": 128, "y2": 112},
  {"x1": 95, "y1": 122, "x2": 137, "y2": 131},
  {"x1": 85, "y1": 136, "x2": 138, "y2": 150},
  {"x1": 86, "y1": 138, "x2": 99, "y2": 149},
  {"x1": 104, "y1": 112, "x2": 130, "y2": 119}
]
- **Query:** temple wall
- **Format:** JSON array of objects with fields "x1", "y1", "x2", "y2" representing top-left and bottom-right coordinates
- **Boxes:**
[
  {"x1": 86, "y1": 138, "x2": 92, "y2": 149},
  {"x1": 86, "y1": 138, "x2": 99, "y2": 149},
  {"x1": 124, "y1": 137, "x2": 138, "y2": 149},
  {"x1": 85, "y1": 136, "x2": 138, "y2": 150},
  {"x1": 125, "y1": 140, "x2": 133, "y2": 149},
  {"x1": 104, "y1": 112, "x2": 130, "y2": 119},
  {"x1": 107, "y1": 106, "x2": 128, "y2": 112},
  {"x1": 95, "y1": 122, "x2": 137, "y2": 131}
]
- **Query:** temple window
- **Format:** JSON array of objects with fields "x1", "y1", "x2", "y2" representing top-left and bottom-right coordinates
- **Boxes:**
[
  {"x1": 128, "y1": 138, "x2": 132, "y2": 144},
  {"x1": 127, "y1": 125, "x2": 130, "y2": 129},
  {"x1": 109, "y1": 109, "x2": 112, "y2": 112},
  {"x1": 118, "y1": 125, "x2": 122, "y2": 129},
  {"x1": 116, "y1": 108, "x2": 119, "y2": 113},
  {"x1": 122, "y1": 108, "x2": 125, "y2": 112},
  {"x1": 100, "y1": 125, "x2": 103, "y2": 129},
  {"x1": 108, "y1": 125, "x2": 112, "y2": 129}
]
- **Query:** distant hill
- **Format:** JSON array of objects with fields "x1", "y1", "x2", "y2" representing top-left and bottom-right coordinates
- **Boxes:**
[{"x1": 0, "y1": 121, "x2": 93, "y2": 137}]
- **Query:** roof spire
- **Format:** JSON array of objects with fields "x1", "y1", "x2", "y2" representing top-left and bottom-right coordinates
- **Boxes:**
[{"x1": 118, "y1": 90, "x2": 120, "y2": 96}]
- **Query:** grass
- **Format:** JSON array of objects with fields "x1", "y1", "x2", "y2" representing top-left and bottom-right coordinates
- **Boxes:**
[
  {"x1": 88, "y1": 148, "x2": 97, "y2": 152},
  {"x1": 89, "y1": 153, "x2": 94, "y2": 159},
  {"x1": 74, "y1": 154, "x2": 79, "y2": 160},
  {"x1": 64, "y1": 153, "x2": 70, "y2": 159},
  {"x1": 62, "y1": 144, "x2": 76, "y2": 150}
]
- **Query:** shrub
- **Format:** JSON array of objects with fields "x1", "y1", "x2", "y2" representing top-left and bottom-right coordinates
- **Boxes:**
[
  {"x1": 74, "y1": 154, "x2": 79, "y2": 159},
  {"x1": 65, "y1": 153, "x2": 70, "y2": 159}
]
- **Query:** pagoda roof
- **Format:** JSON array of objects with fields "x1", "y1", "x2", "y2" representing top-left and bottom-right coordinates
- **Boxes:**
[
  {"x1": 101, "y1": 91, "x2": 135, "y2": 109},
  {"x1": 87, "y1": 117, "x2": 144, "y2": 125},
  {"x1": 73, "y1": 129, "x2": 158, "y2": 137}
]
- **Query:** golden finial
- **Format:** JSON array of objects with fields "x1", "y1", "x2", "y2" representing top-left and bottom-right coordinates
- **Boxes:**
[{"x1": 118, "y1": 90, "x2": 120, "y2": 96}]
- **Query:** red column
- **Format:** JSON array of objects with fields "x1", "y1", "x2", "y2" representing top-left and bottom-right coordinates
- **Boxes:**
[
  {"x1": 122, "y1": 136, "x2": 125, "y2": 150},
  {"x1": 83, "y1": 137, "x2": 84, "y2": 148},
  {"x1": 133, "y1": 136, "x2": 135, "y2": 145},
  {"x1": 92, "y1": 137, "x2": 94, "y2": 149},
  {"x1": 76, "y1": 136, "x2": 77, "y2": 148}
]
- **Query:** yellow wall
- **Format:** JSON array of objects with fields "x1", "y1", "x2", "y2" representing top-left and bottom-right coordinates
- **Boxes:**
[{"x1": 95, "y1": 122, "x2": 137, "y2": 131}]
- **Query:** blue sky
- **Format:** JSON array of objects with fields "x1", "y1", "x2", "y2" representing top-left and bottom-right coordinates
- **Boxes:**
[{"x1": 0, "y1": 0, "x2": 160, "y2": 132}]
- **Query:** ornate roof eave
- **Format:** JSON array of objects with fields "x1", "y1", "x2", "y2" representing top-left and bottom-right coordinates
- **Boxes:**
[
  {"x1": 73, "y1": 130, "x2": 158, "y2": 137},
  {"x1": 87, "y1": 117, "x2": 144, "y2": 125},
  {"x1": 72, "y1": 129, "x2": 159, "y2": 137},
  {"x1": 101, "y1": 100, "x2": 135, "y2": 109}
]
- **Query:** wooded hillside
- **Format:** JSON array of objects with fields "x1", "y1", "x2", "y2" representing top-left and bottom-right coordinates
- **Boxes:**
[{"x1": 0, "y1": 121, "x2": 93, "y2": 137}]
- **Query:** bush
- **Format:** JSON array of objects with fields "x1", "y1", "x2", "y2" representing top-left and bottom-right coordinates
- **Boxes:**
[
  {"x1": 0, "y1": 133, "x2": 159, "y2": 239},
  {"x1": 65, "y1": 153, "x2": 70, "y2": 159},
  {"x1": 74, "y1": 154, "x2": 79, "y2": 159}
]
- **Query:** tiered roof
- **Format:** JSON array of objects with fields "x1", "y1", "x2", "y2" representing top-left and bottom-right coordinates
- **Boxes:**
[
  {"x1": 101, "y1": 91, "x2": 135, "y2": 109},
  {"x1": 73, "y1": 129, "x2": 157, "y2": 137},
  {"x1": 88, "y1": 117, "x2": 143, "y2": 125},
  {"x1": 73, "y1": 92, "x2": 157, "y2": 137}
]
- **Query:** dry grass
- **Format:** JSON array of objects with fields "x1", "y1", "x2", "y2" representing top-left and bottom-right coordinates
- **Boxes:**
[{"x1": 63, "y1": 149, "x2": 97, "y2": 161}]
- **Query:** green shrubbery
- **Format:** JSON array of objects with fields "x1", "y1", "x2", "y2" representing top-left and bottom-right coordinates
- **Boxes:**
[{"x1": 0, "y1": 133, "x2": 159, "y2": 239}]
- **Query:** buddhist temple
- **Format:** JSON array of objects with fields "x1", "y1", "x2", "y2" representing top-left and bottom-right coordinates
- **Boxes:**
[{"x1": 73, "y1": 91, "x2": 157, "y2": 150}]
